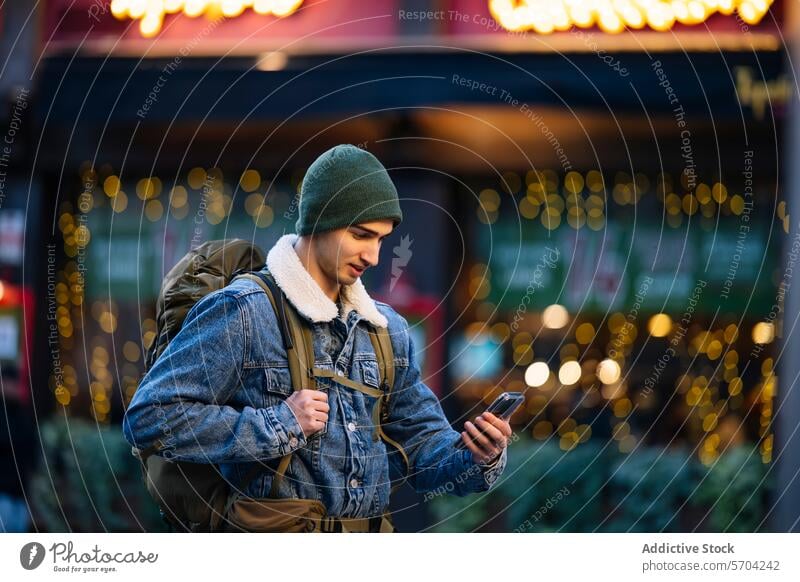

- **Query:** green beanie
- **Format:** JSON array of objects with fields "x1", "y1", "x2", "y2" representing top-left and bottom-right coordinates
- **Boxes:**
[{"x1": 295, "y1": 144, "x2": 403, "y2": 236}]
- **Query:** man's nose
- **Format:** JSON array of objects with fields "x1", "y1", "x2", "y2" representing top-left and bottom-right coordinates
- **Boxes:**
[{"x1": 361, "y1": 242, "x2": 380, "y2": 267}]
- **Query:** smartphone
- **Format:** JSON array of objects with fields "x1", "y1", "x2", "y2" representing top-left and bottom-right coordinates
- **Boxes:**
[
  {"x1": 456, "y1": 392, "x2": 524, "y2": 449},
  {"x1": 485, "y1": 391, "x2": 525, "y2": 420}
]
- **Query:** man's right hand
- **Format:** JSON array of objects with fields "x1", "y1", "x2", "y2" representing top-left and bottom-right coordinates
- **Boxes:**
[{"x1": 285, "y1": 389, "x2": 329, "y2": 437}]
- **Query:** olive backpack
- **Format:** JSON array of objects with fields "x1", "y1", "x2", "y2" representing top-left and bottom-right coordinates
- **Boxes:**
[{"x1": 131, "y1": 239, "x2": 407, "y2": 531}]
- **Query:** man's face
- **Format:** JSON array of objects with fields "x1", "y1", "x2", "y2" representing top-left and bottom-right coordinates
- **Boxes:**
[{"x1": 313, "y1": 219, "x2": 394, "y2": 286}]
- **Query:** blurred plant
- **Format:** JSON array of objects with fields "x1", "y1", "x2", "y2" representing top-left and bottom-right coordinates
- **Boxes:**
[
  {"x1": 29, "y1": 416, "x2": 165, "y2": 532},
  {"x1": 498, "y1": 439, "x2": 608, "y2": 532},
  {"x1": 607, "y1": 446, "x2": 695, "y2": 532},
  {"x1": 429, "y1": 438, "x2": 608, "y2": 532},
  {"x1": 428, "y1": 436, "x2": 773, "y2": 532},
  {"x1": 691, "y1": 445, "x2": 773, "y2": 532}
]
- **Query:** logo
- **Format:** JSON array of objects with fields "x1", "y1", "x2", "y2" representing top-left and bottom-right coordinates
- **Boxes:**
[
  {"x1": 390, "y1": 234, "x2": 413, "y2": 291},
  {"x1": 20, "y1": 542, "x2": 46, "y2": 570}
]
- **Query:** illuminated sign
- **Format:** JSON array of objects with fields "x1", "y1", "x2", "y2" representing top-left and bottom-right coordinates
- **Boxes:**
[
  {"x1": 488, "y1": 0, "x2": 774, "y2": 33},
  {"x1": 735, "y1": 66, "x2": 792, "y2": 120},
  {"x1": 109, "y1": 0, "x2": 305, "y2": 37}
]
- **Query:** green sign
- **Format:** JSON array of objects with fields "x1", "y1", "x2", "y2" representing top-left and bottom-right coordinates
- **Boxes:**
[{"x1": 478, "y1": 220, "x2": 778, "y2": 315}]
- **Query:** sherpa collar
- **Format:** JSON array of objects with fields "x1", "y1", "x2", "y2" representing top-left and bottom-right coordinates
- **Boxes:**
[{"x1": 265, "y1": 234, "x2": 388, "y2": 328}]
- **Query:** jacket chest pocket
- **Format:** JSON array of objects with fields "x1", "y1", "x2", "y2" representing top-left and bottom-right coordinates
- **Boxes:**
[
  {"x1": 352, "y1": 359, "x2": 384, "y2": 414},
  {"x1": 356, "y1": 359, "x2": 382, "y2": 390},
  {"x1": 263, "y1": 366, "x2": 327, "y2": 437}
]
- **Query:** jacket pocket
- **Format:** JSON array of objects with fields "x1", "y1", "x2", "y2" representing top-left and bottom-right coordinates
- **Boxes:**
[
  {"x1": 357, "y1": 359, "x2": 381, "y2": 389},
  {"x1": 263, "y1": 366, "x2": 327, "y2": 437}
]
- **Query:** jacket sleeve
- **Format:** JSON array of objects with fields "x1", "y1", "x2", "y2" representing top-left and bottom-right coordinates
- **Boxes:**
[
  {"x1": 383, "y1": 318, "x2": 506, "y2": 496},
  {"x1": 122, "y1": 291, "x2": 306, "y2": 464}
]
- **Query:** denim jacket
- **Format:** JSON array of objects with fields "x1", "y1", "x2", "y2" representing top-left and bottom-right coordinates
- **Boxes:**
[{"x1": 123, "y1": 234, "x2": 506, "y2": 519}]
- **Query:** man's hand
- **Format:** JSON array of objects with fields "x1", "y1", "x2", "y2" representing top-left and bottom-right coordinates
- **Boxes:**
[
  {"x1": 285, "y1": 389, "x2": 329, "y2": 437},
  {"x1": 461, "y1": 412, "x2": 512, "y2": 464}
]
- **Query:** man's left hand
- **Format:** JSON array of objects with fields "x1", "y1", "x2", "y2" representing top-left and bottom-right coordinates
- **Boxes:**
[{"x1": 461, "y1": 412, "x2": 512, "y2": 465}]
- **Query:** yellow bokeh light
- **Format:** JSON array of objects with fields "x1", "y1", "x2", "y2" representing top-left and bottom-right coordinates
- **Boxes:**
[
  {"x1": 525, "y1": 361, "x2": 551, "y2": 387},
  {"x1": 597, "y1": 358, "x2": 621, "y2": 384},
  {"x1": 123, "y1": 341, "x2": 141, "y2": 363},
  {"x1": 170, "y1": 186, "x2": 189, "y2": 208},
  {"x1": 480, "y1": 189, "x2": 501, "y2": 212},
  {"x1": 187, "y1": 167, "x2": 207, "y2": 189},
  {"x1": 240, "y1": 169, "x2": 261, "y2": 193},
  {"x1": 542, "y1": 304, "x2": 569, "y2": 329},
  {"x1": 558, "y1": 360, "x2": 582, "y2": 385},
  {"x1": 648, "y1": 313, "x2": 672, "y2": 337},
  {"x1": 103, "y1": 176, "x2": 121, "y2": 197},
  {"x1": 613, "y1": 398, "x2": 632, "y2": 418},
  {"x1": 111, "y1": 191, "x2": 128, "y2": 213},
  {"x1": 253, "y1": 204, "x2": 275, "y2": 228},
  {"x1": 145, "y1": 200, "x2": 164, "y2": 222},
  {"x1": 55, "y1": 386, "x2": 71, "y2": 406},
  {"x1": 752, "y1": 322, "x2": 775, "y2": 344},
  {"x1": 564, "y1": 171, "x2": 585, "y2": 194},
  {"x1": 575, "y1": 322, "x2": 596, "y2": 345},
  {"x1": 520, "y1": 197, "x2": 541, "y2": 219},
  {"x1": 489, "y1": 0, "x2": 773, "y2": 34}
]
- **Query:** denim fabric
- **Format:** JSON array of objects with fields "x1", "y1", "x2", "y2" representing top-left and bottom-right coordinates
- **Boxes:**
[{"x1": 123, "y1": 270, "x2": 507, "y2": 519}]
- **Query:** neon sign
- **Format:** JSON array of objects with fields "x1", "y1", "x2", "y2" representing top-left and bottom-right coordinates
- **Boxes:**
[{"x1": 109, "y1": 0, "x2": 305, "y2": 37}]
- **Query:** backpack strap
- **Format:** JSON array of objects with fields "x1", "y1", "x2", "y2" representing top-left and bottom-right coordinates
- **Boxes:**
[
  {"x1": 367, "y1": 326, "x2": 409, "y2": 492},
  {"x1": 267, "y1": 295, "x2": 319, "y2": 498},
  {"x1": 232, "y1": 272, "x2": 314, "y2": 499},
  {"x1": 234, "y1": 272, "x2": 409, "y2": 497}
]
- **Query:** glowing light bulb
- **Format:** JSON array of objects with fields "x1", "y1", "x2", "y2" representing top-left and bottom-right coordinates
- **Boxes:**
[
  {"x1": 543, "y1": 304, "x2": 569, "y2": 329},
  {"x1": 558, "y1": 361, "x2": 582, "y2": 385},
  {"x1": 525, "y1": 362, "x2": 551, "y2": 387}
]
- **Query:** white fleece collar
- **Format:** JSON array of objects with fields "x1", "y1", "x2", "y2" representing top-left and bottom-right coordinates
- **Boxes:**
[{"x1": 265, "y1": 234, "x2": 388, "y2": 328}]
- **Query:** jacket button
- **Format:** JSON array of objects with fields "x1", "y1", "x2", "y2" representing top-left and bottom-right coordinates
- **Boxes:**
[
  {"x1": 347, "y1": 422, "x2": 356, "y2": 432},
  {"x1": 350, "y1": 478, "x2": 359, "y2": 488},
  {"x1": 289, "y1": 437, "x2": 299, "y2": 448}
]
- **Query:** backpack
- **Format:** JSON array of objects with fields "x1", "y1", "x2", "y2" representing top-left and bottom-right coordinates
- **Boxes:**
[{"x1": 131, "y1": 239, "x2": 407, "y2": 532}]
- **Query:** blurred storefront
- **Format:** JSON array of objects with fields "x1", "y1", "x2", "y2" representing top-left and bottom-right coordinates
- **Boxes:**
[{"x1": 16, "y1": 0, "x2": 793, "y2": 530}]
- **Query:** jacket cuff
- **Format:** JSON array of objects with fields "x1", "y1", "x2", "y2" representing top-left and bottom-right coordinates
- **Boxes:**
[
  {"x1": 265, "y1": 401, "x2": 307, "y2": 456},
  {"x1": 478, "y1": 446, "x2": 507, "y2": 487},
  {"x1": 458, "y1": 445, "x2": 507, "y2": 490}
]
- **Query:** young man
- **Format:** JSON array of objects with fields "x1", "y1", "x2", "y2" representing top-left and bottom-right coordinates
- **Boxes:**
[{"x1": 123, "y1": 144, "x2": 511, "y2": 531}]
